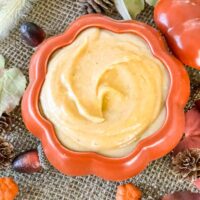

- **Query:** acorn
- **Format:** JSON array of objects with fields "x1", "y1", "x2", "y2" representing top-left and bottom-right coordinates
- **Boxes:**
[
  {"x1": 12, "y1": 145, "x2": 50, "y2": 174},
  {"x1": 12, "y1": 149, "x2": 42, "y2": 173},
  {"x1": 20, "y1": 22, "x2": 46, "y2": 47}
]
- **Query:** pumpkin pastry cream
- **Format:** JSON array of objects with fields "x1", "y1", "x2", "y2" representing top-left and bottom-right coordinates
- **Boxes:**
[{"x1": 40, "y1": 28, "x2": 169, "y2": 157}]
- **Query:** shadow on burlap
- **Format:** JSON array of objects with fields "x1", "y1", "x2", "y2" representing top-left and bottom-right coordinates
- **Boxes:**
[{"x1": 0, "y1": 0, "x2": 200, "y2": 199}]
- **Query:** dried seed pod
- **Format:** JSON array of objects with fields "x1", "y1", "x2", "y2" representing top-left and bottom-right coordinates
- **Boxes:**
[
  {"x1": 78, "y1": 0, "x2": 115, "y2": 14},
  {"x1": 172, "y1": 149, "x2": 200, "y2": 181},
  {"x1": 0, "y1": 137, "x2": 14, "y2": 169},
  {"x1": 0, "y1": 113, "x2": 12, "y2": 134},
  {"x1": 20, "y1": 22, "x2": 46, "y2": 47}
]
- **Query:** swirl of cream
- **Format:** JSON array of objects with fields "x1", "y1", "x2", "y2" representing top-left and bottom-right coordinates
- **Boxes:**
[{"x1": 40, "y1": 28, "x2": 169, "y2": 157}]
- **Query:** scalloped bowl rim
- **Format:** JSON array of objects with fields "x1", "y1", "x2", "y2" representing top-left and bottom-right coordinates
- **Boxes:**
[{"x1": 21, "y1": 14, "x2": 190, "y2": 181}]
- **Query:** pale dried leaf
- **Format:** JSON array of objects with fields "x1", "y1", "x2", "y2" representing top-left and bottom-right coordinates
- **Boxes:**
[
  {"x1": 124, "y1": 0, "x2": 145, "y2": 18},
  {"x1": 173, "y1": 107, "x2": 200, "y2": 155},
  {"x1": 0, "y1": 55, "x2": 5, "y2": 69},
  {"x1": 145, "y1": 0, "x2": 158, "y2": 6},
  {"x1": 0, "y1": 67, "x2": 26, "y2": 116}
]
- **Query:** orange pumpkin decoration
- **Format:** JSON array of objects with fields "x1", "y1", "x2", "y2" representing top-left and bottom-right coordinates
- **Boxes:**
[
  {"x1": 116, "y1": 183, "x2": 142, "y2": 200},
  {"x1": 0, "y1": 177, "x2": 19, "y2": 200},
  {"x1": 154, "y1": 0, "x2": 200, "y2": 70}
]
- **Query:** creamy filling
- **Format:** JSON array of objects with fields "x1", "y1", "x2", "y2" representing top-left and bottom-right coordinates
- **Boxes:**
[{"x1": 40, "y1": 28, "x2": 169, "y2": 157}]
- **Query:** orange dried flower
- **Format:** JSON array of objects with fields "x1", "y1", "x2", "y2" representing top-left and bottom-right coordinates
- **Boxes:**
[
  {"x1": 0, "y1": 177, "x2": 19, "y2": 200},
  {"x1": 116, "y1": 183, "x2": 142, "y2": 200}
]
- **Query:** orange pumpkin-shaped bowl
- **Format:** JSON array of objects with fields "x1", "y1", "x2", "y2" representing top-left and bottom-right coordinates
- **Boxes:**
[{"x1": 21, "y1": 14, "x2": 190, "y2": 181}]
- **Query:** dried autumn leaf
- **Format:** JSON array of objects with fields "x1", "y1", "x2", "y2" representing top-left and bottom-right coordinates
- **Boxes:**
[
  {"x1": 194, "y1": 178, "x2": 200, "y2": 190},
  {"x1": 0, "y1": 54, "x2": 5, "y2": 68},
  {"x1": 116, "y1": 183, "x2": 142, "y2": 200},
  {"x1": 173, "y1": 135, "x2": 200, "y2": 156},
  {"x1": 162, "y1": 191, "x2": 200, "y2": 200},
  {"x1": 0, "y1": 55, "x2": 26, "y2": 117},
  {"x1": 173, "y1": 106, "x2": 200, "y2": 155},
  {"x1": 185, "y1": 108, "x2": 200, "y2": 138}
]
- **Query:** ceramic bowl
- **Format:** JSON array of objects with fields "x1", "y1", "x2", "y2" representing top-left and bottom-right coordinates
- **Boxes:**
[{"x1": 22, "y1": 14, "x2": 190, "y2": 181}]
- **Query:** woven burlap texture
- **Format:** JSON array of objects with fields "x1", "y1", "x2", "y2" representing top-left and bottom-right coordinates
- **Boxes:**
[{"x1": 0, "y1": 0, "x2": 200, "y2": 199}]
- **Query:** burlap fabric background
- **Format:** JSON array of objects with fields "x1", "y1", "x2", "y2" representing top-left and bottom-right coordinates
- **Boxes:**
[{"x1": 0, "y1": 0, "x2": 200, "y2": 199}]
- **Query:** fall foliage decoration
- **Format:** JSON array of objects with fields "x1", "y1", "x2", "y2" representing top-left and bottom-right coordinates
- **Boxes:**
[
  {"x1": 0, "y1": 177, "x2": 19, "y2": 200},
  {"x1": 0, "y1": 0, "x2": 35, "y2": 39},
  {"x1": 0, "y1": 137, "x2": 14, "y2": 169},
  {"x1": 154, "y1": 0, "x2": 200, "y2": 70},
  {"x1": 172, "y1": 99, "x2": 200, "y2": 189},
  {"x1": 0, "y1": 54, "x2": 26, "y2": 117},
  {"x1": 172, "y1": 149, "x2": 200, "y2": 181},
  {"x1": 20, "y1": 22, "x2": 46, "y2": 47},
  {"x1": 12, "y1": 149, "x2": 42, "y2": 173},
  {"x1": 173, "y1": 101, "x2": 200, "y2": 155},
  {"x1": 116, "y1": 183, "x2": 142, "y2": 200},
  {"x1": 78, "y1": 0, "x2": 115, "y2": 14},
  {"x1": 162, "y1": 191, "x2": 200, "y2": 200},
  {"x1": 194, "y1": 178, "x2": 200, "y2": 190},
  {"x1": 0, "y1": 113, "x2": 12, "y2": 134}
]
